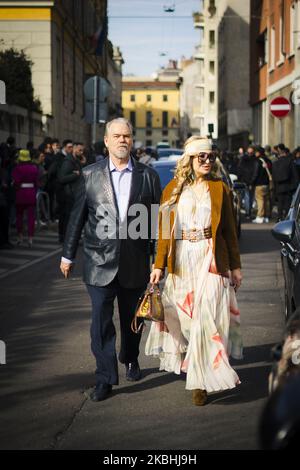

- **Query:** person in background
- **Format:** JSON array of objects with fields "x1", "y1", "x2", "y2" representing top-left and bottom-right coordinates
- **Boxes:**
[
  {"x1": 26, "y1": 141, "x2": 35, "y2": 159},
  {"x1": 33, "y1": 149, "x2": 49, "y2": 225},
  {"x1": 251, "y1": 147, "x2": 272, "y2": 224},
  {"x1": 51, "y1": 138, "x2": 60, "y2": 155},
  {"x1": 292, "y1": 147, "x2": 300, "y2": 181},
  {"x1": 272, "y1": 146, "x2": 298, "y2": 221},
  {"x1": 74, "y1": 142, "x2": 87, "y2": 167},
  {"x1": 58, "y1": 142, "x2": 83, "y2": 241},
  {"x1": 237, "y1": 145, "x2": 256, "y2": 219},
  {"x1": 94, "y1": 142, "x2": 108, "y2": 162},
  {"x1": 48, "y1": 139, "x2": 73, "y2": 242},
  {"x1": 12, "y1": 150, "x2": 39, "y2": 247}
]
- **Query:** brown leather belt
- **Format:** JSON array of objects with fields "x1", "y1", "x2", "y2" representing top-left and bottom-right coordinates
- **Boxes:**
[{"x1": 181, "y1": 226, "x2": 212, "y2": 242}]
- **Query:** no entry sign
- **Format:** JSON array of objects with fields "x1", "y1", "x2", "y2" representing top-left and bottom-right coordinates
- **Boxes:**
[{"x1": 270, "y1": 96, "x2": 291, "y2": 118}]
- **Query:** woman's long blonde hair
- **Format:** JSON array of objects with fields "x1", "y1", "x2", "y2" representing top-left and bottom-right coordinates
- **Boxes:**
[{"x1": 163, "y1": 136, "x2": 219, "y2": 207}]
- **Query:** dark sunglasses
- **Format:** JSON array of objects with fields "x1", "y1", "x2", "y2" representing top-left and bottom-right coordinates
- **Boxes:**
[{"x1": 192, "y1": 153, "x2": 216, "y2": 164}]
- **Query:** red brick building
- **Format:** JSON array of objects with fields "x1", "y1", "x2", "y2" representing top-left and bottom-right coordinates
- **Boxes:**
[{"x1": 250, "y1": 0, "x2": 300, "y2": 148}]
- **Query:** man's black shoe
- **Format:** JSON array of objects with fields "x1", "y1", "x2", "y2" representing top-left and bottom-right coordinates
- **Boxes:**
[
  {"x1": 90, "y1": 384, "x2": 112, "y2": 402},
  {"x1": 125, "y1": 361, "x2": 142, "y2": 381}
]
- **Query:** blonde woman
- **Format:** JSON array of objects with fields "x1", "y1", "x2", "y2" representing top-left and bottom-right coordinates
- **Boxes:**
[{"x1": 146, "y1": 136, "x2": 243, "y2": 406}]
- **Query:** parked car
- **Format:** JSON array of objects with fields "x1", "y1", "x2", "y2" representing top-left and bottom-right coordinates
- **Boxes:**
[
  {"x1": 156, "y1": 141, "x2": 170, "y2": 149},
  {"x1": 150, "y1": 157, "x2": 242, "y2": 237},
  {"x1": 272, "y1": 185, "x2": 300, "y2": 319}
]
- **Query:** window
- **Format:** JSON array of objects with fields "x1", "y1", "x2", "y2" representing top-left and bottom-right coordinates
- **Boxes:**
[
  {"x1": 146, "y1": 111, "x2": 152, "y2": 127},
  {"x1": 278, "y1": 8, "x2": 285, "y2": 64},
  {"x1": 162, "y1": 129, "x2": 168, "y2": 136},
  {"x1": 130, "y1": 111, "x2": 136, "y2": 127},
  {"x1": 208, "y1": 0, "x2": 216, "y2": 17},
  {"x1": 146, "y1": 129, "x2": 152, "y2": 136},
  {"x1": 146, "y1": 139, "x2": 152, "y2": 147},
  {"x1": 269, "y1": 25, "x2": 275, "y2": 70},
  {"x1": 209, "y1": 61, "x2": 215, "y2": 76},
  {"x1": 209, "y1": 91, "x2": 215, "y2": 105},
  {"x1": 163, "y1": 94, "x2": 168, "y2": 102},
  {"x1": 130, "y1": 94, "x2": 135, "y2": 102},
  {"x1": 162, "y1": 111, "x2": 168, "y2": 127},
  {"x1": 257, "y1": 29, "x2": 268, "y2": 67},
  {"x1": 297, "y1": 1, "x2": 300, "y2": 48},
  {"x1": 290, "y1": 3, "x2": 296, "y2": 55},
  {"x1": 209, "y1": 30, "x2": 215, "y2": 48},
  {"x1": 146, "y1": 94, "x2": 151, "y2": 102}
]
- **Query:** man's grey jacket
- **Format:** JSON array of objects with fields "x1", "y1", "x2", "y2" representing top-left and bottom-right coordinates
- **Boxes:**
[{"x1": 62, "y1": 157, "x2": 162, "y2": 288}]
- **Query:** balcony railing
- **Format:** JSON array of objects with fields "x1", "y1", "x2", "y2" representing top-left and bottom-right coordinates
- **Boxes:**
[{"x1": 193, "y1": 11, "x2": 204, "y2": 28}]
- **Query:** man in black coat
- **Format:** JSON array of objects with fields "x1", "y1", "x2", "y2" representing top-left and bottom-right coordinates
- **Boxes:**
[
  {"x1": 237, "y1": 145, "x2": 256, "y2": 218},
  {"x1": 48, "y1": 139, "x2": 74, "y2": 241},
  {"x1": 272, "y1": 146, "x2": 299, "y2": 221},
  {"x1": 60, "y1": 118, "x2": 162, "y2": 402},
  {"x1": 58, "y1": 142, "x2": 83, "y2": 241}
]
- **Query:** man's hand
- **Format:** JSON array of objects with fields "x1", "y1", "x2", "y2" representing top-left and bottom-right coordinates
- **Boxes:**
[
  {"x1": 231, "y1": 268, "x2": 242, "y2": 291},
  {"x1": 60, "y1": 261, "x2": 73, "y2": 279},
  {"x1": 150, "y1": 268, "x2": 164, "y2": 285}
]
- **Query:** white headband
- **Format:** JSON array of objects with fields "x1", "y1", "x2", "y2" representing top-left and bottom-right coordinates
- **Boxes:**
[{"x1": 185, "y1": 139, "x2": 212, "y2": 155}]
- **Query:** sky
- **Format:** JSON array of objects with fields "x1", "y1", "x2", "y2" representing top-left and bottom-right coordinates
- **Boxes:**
[{"x1": 107, "y1": 0, "x2": 200, "y2": 76}]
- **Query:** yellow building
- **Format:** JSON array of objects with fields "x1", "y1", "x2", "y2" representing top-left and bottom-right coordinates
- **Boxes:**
[{"x1": 122, "y1": 77, "x2": 180, "y2": 148}]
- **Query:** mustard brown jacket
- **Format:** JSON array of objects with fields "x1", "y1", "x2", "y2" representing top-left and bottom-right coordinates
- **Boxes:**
[{"x1": 154, "y1": 178, "x2": 241, "y2": 274}]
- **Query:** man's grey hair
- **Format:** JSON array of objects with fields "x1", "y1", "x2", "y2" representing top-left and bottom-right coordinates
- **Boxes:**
[{"x1": 105, "y1": 118, "x2": 133, "y2": 137}]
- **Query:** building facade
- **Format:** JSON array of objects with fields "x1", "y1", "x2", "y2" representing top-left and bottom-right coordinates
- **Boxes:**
[
  {"x1": 0, "y1": 0, "x2": 123, "y2": 146},
  {"x1": 193, "y1": 0, "x2": 219, "y2": 139},
  {"x1": 218, "y1": 0, "x2": 251, "y2": 150},
  {"x1": 122, "y1": 74, "x2": 180, "y2": 148},
  {"x1": 179, "y1": 57, "x2": 204, "y2": 142},
  {"x1": 250, "y1": 0, "x2": 300, "y2": 148}
]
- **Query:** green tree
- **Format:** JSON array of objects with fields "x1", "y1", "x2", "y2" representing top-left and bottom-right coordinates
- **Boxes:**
[{"x1": 0, "y1": 46, "x2": 42, "y2": 112}]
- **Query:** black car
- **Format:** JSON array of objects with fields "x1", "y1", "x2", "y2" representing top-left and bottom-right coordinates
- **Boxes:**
[
  {"x1": 150, "y1": 157, "x2": 242, "y2": 237},
  {"x1": 272, "y1": 185, "x2": 300, "y2": 318}
]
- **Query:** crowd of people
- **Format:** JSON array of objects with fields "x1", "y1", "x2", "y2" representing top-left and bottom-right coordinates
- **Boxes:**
[
  {"x1": 0, "y1": 136, "x2": 97, "y2": 249},
  {"x1": 219, "y1": 143, "x2": 300, "y2": 223},
  {"x1": 1, "y1": 136, "x2": 300, "y2": 250}
]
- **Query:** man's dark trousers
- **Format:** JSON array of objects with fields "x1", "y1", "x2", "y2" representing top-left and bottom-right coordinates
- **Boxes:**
[{"x1": 87, "y1": 276, "x2": 145, "y2": 387}]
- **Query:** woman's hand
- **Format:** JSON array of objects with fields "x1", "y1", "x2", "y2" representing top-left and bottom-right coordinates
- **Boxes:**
[
  {"x1": 231, "y1": 268, "x2": 242, "y2": 291},
  {"x1": 150, "y1": 268, "x2": 164, "y2": 285}
]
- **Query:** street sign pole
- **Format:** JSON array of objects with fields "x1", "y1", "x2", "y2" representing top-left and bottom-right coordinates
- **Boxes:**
[
  {"x1": 280, "y1": 118, "x2": 284, "y2": 143},
  {"x1": 92, "y1": 76, "x2": 98, "y2": 146}
]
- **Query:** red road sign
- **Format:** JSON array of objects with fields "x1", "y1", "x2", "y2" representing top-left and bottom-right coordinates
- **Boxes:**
[{"x1": 270, "y1": 96, "x2": 291, "y2": 118}]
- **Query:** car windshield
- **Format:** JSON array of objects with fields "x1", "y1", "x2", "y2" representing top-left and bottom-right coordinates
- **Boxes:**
[{"x1": 157, "y1": 149, "x2": 183, "y2": 159}]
